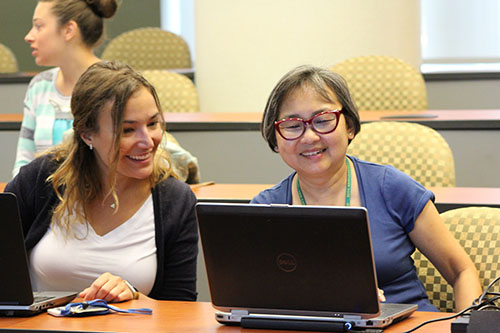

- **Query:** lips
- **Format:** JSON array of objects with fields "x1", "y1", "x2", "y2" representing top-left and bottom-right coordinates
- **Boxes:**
[{"x1": 300, "y1": 147, "x2": 327, "y2": 157}]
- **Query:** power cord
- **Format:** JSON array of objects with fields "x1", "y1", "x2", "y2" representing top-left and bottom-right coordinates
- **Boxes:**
[{"x1": 399, "y1": 275, "x2": 500, "y2": 333}]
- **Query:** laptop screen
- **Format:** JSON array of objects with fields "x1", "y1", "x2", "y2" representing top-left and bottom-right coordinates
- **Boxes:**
[
  {"x1": 196, "y1": 203, "x2": 381, "y2": 318},
  {"x1": 0, "y1": 192, "x2": 35, "y2": 305}
]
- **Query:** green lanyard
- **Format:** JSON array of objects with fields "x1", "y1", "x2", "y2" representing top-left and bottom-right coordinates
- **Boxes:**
[{"x1": 296, "y1": 157, "x2": 351, "y2": 206}]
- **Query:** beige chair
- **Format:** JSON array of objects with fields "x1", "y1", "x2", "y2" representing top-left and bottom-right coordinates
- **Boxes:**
[
  {"x1": 347, "y1": 121, "x2": 455, "y2": 187},
  {"x1": 413, "y1": 207, "x2": 500, "y2": 312},
  {"x1": 0, "y1": 43, "x2": 18, "y2": 73},
  {"x1": 141, "y1": 69, "x2": 199, "y2": 113},
  {"x1": 101, "y1": 27, "x2": 191, "y2": 70},
  {"x1": 330, "y1": 55, "x2": 427, "y2": 111}
]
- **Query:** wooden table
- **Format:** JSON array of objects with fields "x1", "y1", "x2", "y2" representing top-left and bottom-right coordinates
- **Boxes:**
[
  {"x1": 3, "y1": 182, "x2": 500, "y2": 213},
  {"x1": 192, "y1": 183, "x2": 500, "y2": 212},
  {"x1": 0, "y1": 299, "x2": 455, "y2": 332}
]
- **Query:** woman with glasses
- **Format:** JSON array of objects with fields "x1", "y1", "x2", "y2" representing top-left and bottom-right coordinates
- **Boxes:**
[{"x1": 252, "y1": 65, "x2": 481, "y2": 312}]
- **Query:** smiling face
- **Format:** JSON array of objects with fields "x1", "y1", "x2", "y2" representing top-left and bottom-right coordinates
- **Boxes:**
[
  {"x1": 86, "y1": 86, "x2": 164, "y2": 185},
  {"x1": 25, "y1": 1, "x2": 67, "y2": 67},
  {"x1": 275, "y1": 84, "x2": 354, "y2": 180}
]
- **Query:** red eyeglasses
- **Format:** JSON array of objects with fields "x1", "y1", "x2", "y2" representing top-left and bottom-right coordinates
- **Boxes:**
[{"x1": 274, "y1": 109, "x2": 343, "y2": 140}]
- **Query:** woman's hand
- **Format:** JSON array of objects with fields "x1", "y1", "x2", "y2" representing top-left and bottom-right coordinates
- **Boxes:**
[
  {"x1": 79, "y1": 272, "x2": 136, "y2": 303},
  {"x1": 378, "y1": 288, "x2": 386, "y2": 302}
]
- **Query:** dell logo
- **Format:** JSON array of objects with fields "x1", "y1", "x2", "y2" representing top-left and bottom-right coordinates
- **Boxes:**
[{"x1": 276, "y1": 253, "x2": 297, "y2": 272}]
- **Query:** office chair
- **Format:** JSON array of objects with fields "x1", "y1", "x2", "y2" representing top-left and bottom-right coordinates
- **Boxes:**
[
  {"x1": 0, "y1": 43, "x2": 18, "y2": 73},
  {"x1": 141, "y1": 69, "x2": 199, "y2": 113},
  {"x1": 101, "y1": 27, "x2": 191, "y2": 70},
  {"x1": 413, "y1": 206, "x2": 500, "y2": 312},
  {"x1": 347, "y1": 121, "x2": 455, "y2": 187},
  {"x1": 330, "y1": 55, "x2": 427, "y2": 111}
]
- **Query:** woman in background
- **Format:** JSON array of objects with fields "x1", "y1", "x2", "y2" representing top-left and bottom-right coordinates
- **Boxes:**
[
  {"x1": 14, "y1": 0, "x2": 199, "y2": 183},
  {"x1": 252, "y1": 64, "x2": 482, "y2": 312},
  {"x1": 6, "y1": 61, "x2": 198, "y2": 302}
]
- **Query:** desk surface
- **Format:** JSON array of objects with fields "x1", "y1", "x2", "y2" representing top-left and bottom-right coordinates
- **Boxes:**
[
  {"x1": 192, "y1": 183, "x2": 500, "y2": 210},
  {"x1": 2, "y1": 182, "x2": 500, "y2": 212},
  {"x1": 3, "y1": 109, "x2": 500, "y2": 132},
  {"x1": 0, "y1": 299, "x2": 454, "y2": 332},
  {"x1": 0, "y1": 69, "x2": 195, "y2": 84}
]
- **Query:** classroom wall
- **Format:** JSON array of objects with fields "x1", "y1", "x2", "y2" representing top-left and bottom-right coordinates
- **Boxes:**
[{"x1": 194, "y1": 0, "x2": 421, "y2": 113}]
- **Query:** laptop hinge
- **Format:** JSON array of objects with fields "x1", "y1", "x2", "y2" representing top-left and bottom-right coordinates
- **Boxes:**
[{"x1": 230, "y1": 309, "x2": 249, "y2": 319}]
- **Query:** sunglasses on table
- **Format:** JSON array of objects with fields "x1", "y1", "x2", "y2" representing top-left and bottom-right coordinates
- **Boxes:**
[{"x1": 274, "y1": 109, "x2": 343, "y2": 140}]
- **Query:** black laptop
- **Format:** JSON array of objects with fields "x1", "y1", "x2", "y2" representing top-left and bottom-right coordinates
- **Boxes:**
[
  {"x1": 0, "y1": 192, "x2": 77, "y2": 316},
  {"x1": 195, "y1": 203, "x2": 417, "y2": 331}
]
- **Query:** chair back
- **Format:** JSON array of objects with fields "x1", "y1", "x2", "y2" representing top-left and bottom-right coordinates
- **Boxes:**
[
  {"x1": 142, "y1": 69, "x2": 199, "y2": 113},
  {"x1": 101, "y1": 27, "x2": 191, "y2": 70},
  {"x1": 330, "y1": 55, "x2": 427, "y2": 111},
  {"x1": 413, "y1": 207, "x2": 500, "y2": 312},
  {"x1": 0, "y1": 43, "x2": 18, "y2": 73},
  {"x1": 347, "y1": 121, "x2": 455, "y2": 187}
]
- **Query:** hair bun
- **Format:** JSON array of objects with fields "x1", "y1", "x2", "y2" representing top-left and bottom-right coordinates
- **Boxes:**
[{"x1": 84, "y1": 0, "x2": 118, "y2": 19}]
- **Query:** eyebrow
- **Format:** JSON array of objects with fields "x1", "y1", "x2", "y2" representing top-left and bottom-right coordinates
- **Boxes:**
[
  {"x1": 279, "y1": 108, "x2": 331, "y2": 120},
  {"x1": 123, "y1": 112, "x2": 160, "y2": 124}
]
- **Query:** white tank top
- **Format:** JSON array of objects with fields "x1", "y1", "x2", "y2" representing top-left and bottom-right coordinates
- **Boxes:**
[{"x1": 29, "y1": 195, "x2": 157, "y2": 294}]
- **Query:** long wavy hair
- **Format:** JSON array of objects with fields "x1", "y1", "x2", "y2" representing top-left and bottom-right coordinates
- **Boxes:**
[{"x1": 47, "y1": 60, "x2": 174, "y2": 236}]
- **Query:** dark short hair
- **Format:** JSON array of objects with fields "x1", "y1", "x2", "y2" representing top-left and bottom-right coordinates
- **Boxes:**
[{"x1": 261, "y1": 65, "x2": 360, "y2": 152}]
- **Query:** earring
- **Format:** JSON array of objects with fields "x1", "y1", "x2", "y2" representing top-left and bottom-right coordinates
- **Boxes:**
[{"x1": 89, "y1": 143, "x2": 93, "y2": 150}]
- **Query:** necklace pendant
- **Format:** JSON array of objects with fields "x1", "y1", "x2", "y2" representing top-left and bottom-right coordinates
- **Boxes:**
[{"x1": 110, "y1": 202, "x2": 116, "y2": 209}]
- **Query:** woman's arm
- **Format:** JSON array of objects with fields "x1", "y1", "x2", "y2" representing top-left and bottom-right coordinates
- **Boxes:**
[
  {"x1": 152, "y1": 181, "x2": 198, "y2": 301},
  {"x1": 409, "y1": 201, "x2": 482, "y2": 311},
  {"x1": 12, "y1": 94, "x2": 37, "y2": 177}
]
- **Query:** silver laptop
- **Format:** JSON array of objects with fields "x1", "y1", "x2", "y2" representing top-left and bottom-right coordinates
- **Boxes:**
[
  {"x1": 0, "y1": 192, "x2": 77, "y2": 316},
  {"x1": 195, "y1": 203, "x2": 417, "y2": 331}
]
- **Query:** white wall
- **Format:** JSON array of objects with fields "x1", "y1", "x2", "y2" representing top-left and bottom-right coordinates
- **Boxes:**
[{"x1": 194, "y1": 0, "x2": 421, "y2": 113}]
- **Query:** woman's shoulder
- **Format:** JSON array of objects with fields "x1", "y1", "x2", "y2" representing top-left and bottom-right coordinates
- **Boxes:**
[
  {"x1": 155, "y1": 176, "x2": 195, "y2": 198},
  {"x1": 19, "y1": 154, "x2": 60, "y2": 176},
  {"x1": 251, "y1": 173, "x2": 294, "y2": 204},
  {"x1": 28, "y1": 68, "x2": 59, "y2": 87},
  {"x1": 7, "y1": 154, "x2": 60, "y2": 193},
  {"x1": 350, "y1": 155, "x2": 411, "y2": 183}
]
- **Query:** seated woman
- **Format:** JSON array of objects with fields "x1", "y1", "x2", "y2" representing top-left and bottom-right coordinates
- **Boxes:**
[
  {"x1": 251, "y1": 65, "x2": 481, "y2": 312},
  {"x1": 5, "y1": 61, "x2": 198, "y2": 302},
  {"x1": 13, "y1": 0, "x2": 199, "y2": 183}
]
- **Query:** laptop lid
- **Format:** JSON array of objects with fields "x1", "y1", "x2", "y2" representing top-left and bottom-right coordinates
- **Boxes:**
[
  {"x1": 0, "y1": 192, "x2": 77, "y2": 316},
  {"x1": 196, "y1": 203, "x2": 382, "y2": 317}
]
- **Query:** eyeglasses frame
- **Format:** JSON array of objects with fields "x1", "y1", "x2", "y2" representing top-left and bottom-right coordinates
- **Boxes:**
[{"x1": 274, "y1": 108, "x2": 343, "y2": 140}]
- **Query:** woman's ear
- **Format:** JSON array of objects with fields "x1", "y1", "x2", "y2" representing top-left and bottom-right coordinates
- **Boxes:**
[
  {"x1": 80, "y1": 132, "x2": 92, "y2": 147},
  {"x1": 346, "y1": 127, "x2": 355, "y2": 140},
  {"x1": 273, "y1": 146, "x2": 279, "y2": 153},
  {"x1": 61, "y1": 20, "x2": 78, "y2": 42}
]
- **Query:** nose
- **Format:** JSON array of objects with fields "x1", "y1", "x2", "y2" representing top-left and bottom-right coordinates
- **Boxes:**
[
  {"x1": 299, "y1": 123, "x2": 320, "y2": 143},
  {"x1": 25, "y1": 28, "x2": 34, "y2": 44},
  {"x1": 136, "y1": 127, "x2": 155, "y2": 148}
]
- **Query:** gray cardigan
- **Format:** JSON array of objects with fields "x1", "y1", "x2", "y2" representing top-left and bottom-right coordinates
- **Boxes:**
[{"x1": 5, "y1": 154, "x2": 198, "y2": 301}]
